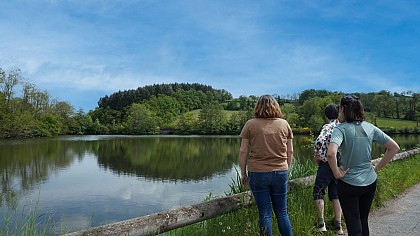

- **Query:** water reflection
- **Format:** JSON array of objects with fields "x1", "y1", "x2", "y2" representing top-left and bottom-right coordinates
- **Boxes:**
[
  {"x1": 94, "y1": 136, "x2": 239, "y2": 181},
  {"x1": 0, "y1": 134, "x2": 418, "y2": 234}
]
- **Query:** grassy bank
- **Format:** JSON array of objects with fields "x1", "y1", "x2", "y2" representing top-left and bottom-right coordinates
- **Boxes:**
[{"x1": 167, "y1": 154, "x2": 420, "y2": 236}]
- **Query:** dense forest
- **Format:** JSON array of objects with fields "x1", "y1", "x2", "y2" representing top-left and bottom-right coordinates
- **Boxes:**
[{"x1": 1, "y1": 67, "x2": 420, "y2": 139}]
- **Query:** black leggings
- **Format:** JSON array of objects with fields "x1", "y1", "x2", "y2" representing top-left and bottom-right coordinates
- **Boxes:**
[{"x1": 338, "y1": 180, "x2": 377, "y2": 236}]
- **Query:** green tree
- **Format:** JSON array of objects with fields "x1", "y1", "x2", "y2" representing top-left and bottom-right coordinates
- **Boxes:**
[
  {"x1": 50, "y1": 101, "x2": 75, "y2": 134},
  {"x1": 198, "y1": 103, "x2": 226, "y2": 134},
  {"x1": 89, "y1": 107, "x2": 123, "y2": 133},
  {"x1": 372, "y1": 90, "x2": 395, "y2": 118},
  {"x1": 144, "y1": 94, "x2": 181, "y2": 129},
  {"x1": 40, "y1": 114, "x2": 62, "y2": 136},
  {"x1": 71, "y1": 109, "x2": 93, "y2": 134},
  {"x1": 177, "y1": 112, "x2": 198, "y2": 134},
  {"x1": 126, "y1": 103, "x2": 159, "y2": 134},
  {"x1": 281, "y1": 103, "x2": 299, "y2": 129},
  {"x1": 225, "y1": 111, "x2": 250, "y2": 134},
  {"x1": 0, "y1": 67, "x2": 22, "y2": 108},
  {"x1": 298, "y1": 96, "x2": 333, "y2": 132},
  {"x1": 298, "y1": 89, "x2": 331, "y2": 105}
]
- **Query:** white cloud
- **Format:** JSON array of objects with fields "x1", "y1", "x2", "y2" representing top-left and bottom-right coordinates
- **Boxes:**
[{"x1": 1, "y1": 0, "x2": 420, "y2": 110}]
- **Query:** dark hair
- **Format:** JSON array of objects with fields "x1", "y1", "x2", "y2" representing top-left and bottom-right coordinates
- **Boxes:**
[
  {"x1": 324, "y1": 104, "x2": 339, "y2": 120},
  {"x1": 340, "y1": 95, "x2": 365, "y2": 122},
  {"x1": 253, "y1": 95, "x2": 282, "y2": 118}
]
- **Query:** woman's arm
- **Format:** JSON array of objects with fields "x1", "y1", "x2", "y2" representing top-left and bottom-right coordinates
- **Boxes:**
[
  {"x1": 287, "y1": 138, "x2": 293, "y2": 168},
  {"x1": 239, "y1": 138, "x2": 249, "y2": 186},
  {"x1": 327, "y1": 142, "x2": 349, "y2": 179},
  {"x1": 374, "y1": 139, "x2": 400, "y2": 172}
]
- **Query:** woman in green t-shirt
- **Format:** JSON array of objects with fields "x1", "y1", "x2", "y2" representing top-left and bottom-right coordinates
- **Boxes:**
[{"x1": 327, "y1": 95, "x2": 400, "y2": 236}]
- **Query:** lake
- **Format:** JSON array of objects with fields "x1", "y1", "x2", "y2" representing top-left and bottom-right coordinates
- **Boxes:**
[{"x1": 0, "y1": 134, "x2": 419, "y2": 234}]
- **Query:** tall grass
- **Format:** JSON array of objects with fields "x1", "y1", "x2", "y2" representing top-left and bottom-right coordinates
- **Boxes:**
[
  {"x1": 0, "y1": 192, "x2": 60, "y2": 236},
  {"x1": 167, "y1": 154, "x2": 420, "y2": 236},
  {"x1": 289, "y1": 155, "x2": 317, "y2": 180}
]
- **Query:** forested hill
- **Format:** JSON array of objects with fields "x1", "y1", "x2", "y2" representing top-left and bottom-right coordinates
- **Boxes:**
[{"x1": 97, "y1": 83, "x2": 232, "y2": 111}]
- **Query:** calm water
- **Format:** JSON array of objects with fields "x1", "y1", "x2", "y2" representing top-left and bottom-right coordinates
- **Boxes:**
[{"x1": 0, "y1": 134, "x2": 419, "y2": 234}]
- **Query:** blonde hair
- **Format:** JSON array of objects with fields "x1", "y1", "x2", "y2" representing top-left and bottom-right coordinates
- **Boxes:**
[{"x1": 253, "y1": 95, "x2": 282, "y2": 118}]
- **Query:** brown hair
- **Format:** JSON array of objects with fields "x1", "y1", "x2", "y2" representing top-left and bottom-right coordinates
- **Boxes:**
[
  {"x1": 253, "y1": 95, "x2": 282, "y2": 118},
  {"x1": 340, "y1": 95, "x2": 365, "y2": 122}
]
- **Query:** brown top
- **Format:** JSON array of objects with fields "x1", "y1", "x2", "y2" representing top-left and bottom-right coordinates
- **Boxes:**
[{"x1": 240, "y1": 118, "x2": 293, "y2": 172}]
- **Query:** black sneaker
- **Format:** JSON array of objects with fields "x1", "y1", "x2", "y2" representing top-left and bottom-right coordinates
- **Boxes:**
[{"x1": 333, "y1": 221, "x2": 344, "y2": 235}]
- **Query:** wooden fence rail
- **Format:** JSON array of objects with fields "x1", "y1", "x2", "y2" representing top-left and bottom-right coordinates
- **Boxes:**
[{"x1": 65, "y1": 148, "x2": 420, "y2": 236}]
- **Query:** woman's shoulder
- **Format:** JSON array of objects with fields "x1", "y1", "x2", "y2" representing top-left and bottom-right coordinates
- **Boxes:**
[
  {"x1": 276, "y1": 117, "x2": 289, "y2": 122},
  {"x1": 275, "y1": 118, "x2": 291, "y2": 126},
  {"x1": 245, "y1": 118, "x2": 258, "y2": 123}
]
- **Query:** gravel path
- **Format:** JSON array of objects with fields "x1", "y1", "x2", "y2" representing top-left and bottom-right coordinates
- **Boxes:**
[{"x1": 369, "y1": 183, "x2": 420, "y2": 236}]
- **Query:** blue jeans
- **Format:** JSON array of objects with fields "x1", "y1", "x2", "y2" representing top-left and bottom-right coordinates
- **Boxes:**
[{"x1": 249, "y1": 170, "x2": 292, "y2": 236}]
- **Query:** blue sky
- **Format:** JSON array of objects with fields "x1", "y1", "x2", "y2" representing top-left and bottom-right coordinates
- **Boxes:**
[{"x1": 1, "y1": 0, "x2": 420, "y2": 111}]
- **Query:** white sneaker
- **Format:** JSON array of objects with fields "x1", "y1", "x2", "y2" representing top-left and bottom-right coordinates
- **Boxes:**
[{"x1": 318, "y1": 222, "x2": 327, "y2": 232}]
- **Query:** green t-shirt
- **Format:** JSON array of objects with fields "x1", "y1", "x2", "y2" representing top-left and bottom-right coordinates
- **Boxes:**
[{"x1": 330, "y1": 121, "x2": 390, "y2": 186}]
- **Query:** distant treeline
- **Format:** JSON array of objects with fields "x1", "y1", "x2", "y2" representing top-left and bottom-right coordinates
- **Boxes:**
[{"x1": 1, "y1": 67, "x2": 419, "y2": 138}]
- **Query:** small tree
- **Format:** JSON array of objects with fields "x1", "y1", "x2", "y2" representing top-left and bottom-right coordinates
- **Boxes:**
[
  {"x1": 177, "y1": 112, "x2": 198, "y2": 134},
  {"x1": 126, "y1": 103, "x2": 159, "y2": 134},
  {"x1": 198, "y1": 103, "x2": 226, "y2": 134}
]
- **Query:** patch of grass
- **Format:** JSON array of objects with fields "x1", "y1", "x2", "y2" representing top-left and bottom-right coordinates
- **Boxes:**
[{"x1": 374, "y1": 117, "x2": 418, "y2": 129}]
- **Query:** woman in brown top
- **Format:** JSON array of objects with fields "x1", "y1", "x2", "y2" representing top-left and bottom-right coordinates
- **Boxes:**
[{"x1": 239, "y1": 95, "x2": 293, "y2": 236}]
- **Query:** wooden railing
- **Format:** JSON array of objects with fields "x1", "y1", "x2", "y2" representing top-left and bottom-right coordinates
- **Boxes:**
[{"x1": 65, "y1": 148, "x2": 420, "y2": 236}]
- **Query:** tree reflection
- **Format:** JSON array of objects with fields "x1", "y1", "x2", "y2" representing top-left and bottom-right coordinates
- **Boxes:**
[
  {"x1": 94, "y1": 137, "x2": 240, "y2": 181},
  {"x1": 0, "y1": 139, "x2": 75, "y2": 207},
  {"x1": 0, "y1": 134, "x2": 418, "y2": 209}
]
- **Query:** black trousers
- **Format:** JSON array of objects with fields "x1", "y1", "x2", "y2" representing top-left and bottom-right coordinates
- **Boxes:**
[{"x1": 337, "y1": 180, "x2": 377, "y2": 236}]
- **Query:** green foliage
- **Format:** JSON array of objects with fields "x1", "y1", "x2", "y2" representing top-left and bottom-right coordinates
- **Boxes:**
[
  {"x1": 40, "y1": 114, "x2": 62, "y2": 136},
  {"x1": 144, "y1": 94, "x2": 181, "y2": 128},
  {"x1": 282, "y1": 103, "x2": 299, "y2": 129},
  {"x1": 126, "y1": 103, "x2": 160, "y2": 134},
  {"x1": 198, "y1": 103, "x2": 227, "y2": 134},
  {"x1": 298, "y1": 96, "x2": 334, "y2": 132},
  {"x1": 0, "y1": 67, "x2": 97, "y2": 138},
  {"x1": 289, "y1": 155, "x2": 318, "y2": 180},
  {"x1": 372, "y1": 90, "x2": 396, "y2": 118},
  {"x1": 98, "y1": 83, "x2": 232, "y2": 111},
  {"x1": 225, "y1": 111, "x2": 251, "y2": 134},
  {"x1": 298, "y1": 89, "x2": 338, "y2": 105},
  {"x1": 177, "y1": 112, "x2": 198, "y2": 134},
  {"x1": 89, "y1": 106, "x2": 124, "y2": 133}
]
